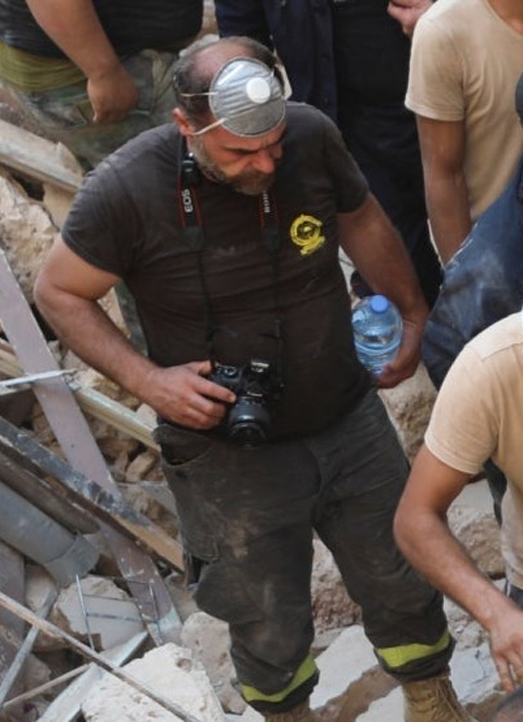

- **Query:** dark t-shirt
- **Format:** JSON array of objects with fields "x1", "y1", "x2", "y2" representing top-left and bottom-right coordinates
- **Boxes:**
[
  {"x1": 63, "y1": 103, "x2": 371, "y2": 438},
  {"x1": 0, "y1": 0, "x2": 202, "y2": 57}
]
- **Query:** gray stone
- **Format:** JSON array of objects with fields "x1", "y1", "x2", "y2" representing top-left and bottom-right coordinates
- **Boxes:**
[
  {"x1": 82, "y1": 643, "x2": 226, "y2": 722},
  {"x1": 448, "y1": 505, "x2": 504, "y2": 577},
  {"x1": 181, "y1": 611, "x2": 246, "y2": 714},
  {"x1": 311, "y1": 538, "x2": 361, "y2": 633},
  {"x1": 379, "y1": 363, "x2": 437, "y2": 463},
  {"x1": 48, "y1": 576, "x2": 145, "y2": 650}
]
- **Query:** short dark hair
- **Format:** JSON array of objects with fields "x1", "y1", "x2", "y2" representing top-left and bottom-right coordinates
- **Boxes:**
[
  {"x1": 491, "y1": 688, "x2": 523, "y2": 722},
  {"x1": 173, "y1": 36, "x2": 284, "y2": 128}
]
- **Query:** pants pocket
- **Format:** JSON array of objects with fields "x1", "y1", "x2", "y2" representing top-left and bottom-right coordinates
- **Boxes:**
[{"x1": 155, "y1": 424, "x2": 220, "y2": 584}]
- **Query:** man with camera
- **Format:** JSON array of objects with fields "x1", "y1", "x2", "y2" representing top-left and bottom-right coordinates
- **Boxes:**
[{"x1": 34, "y1": 36, "x2": 471, "y2": 722}]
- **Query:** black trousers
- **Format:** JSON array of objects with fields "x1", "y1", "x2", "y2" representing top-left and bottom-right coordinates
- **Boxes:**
[
  {"x1": 157, "y1": 391, "x2": 451, "y2": 713},
  {"x1": 333, "y1": 0, "x2": 442, "y2": 307}
]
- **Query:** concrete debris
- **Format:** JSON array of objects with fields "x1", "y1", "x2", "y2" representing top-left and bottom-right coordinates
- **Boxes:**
[
  {"x1": 42, "y1": 182, "x2": 77, "y2": 230},
  {"x1": 444, "y1": 597, "x2": 489, "y2": 652},
  {"x1": 311, "y1": 538, "x2": 361, "y2": 633},
  {"x1": 448, "y1": 504, "x2": 504, "y2": 578},
  {"x1": 125, "y1": 450, "x2": 159, "y2": 482},
  {"x1": 23, "y1": 653, "x2": 51, "y2": 694},
  {"x1": 82, "y1": 643, "x2": 226, "y2": 722},
  {"x1": 25, "y1": 566, "x2": 58, "y2": 650},
  {"x1": 379, "y1": 362, "x2": 437, "y2": 463},
  {"x1": 47, "y1": 576, "x2": 145, "y2": 651},
  {"x1": 0, "y1": 170, "x2": 58, "y2": 303},
  {"x1": 181, "y1": 611, "x2": 246, "y2": 714},
  {"x1": 312, "y1": 625, "x2": 389, "y2": 709}
]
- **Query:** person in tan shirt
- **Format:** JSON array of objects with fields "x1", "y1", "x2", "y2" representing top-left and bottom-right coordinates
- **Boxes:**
[
  {"x1": 395, "y1": 311, "x2": 523, "y2": 694},
  {"x1": 406, "y1": 0, "x2": 523, "y2": 263}
]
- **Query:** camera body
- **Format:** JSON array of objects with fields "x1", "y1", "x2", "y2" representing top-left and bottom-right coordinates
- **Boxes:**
[{"x1": 209, "y1": 359, "x2": 282, "y2": 446}]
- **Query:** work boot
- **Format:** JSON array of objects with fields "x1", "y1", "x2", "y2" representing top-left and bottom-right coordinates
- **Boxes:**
[
  {"x1": 403, "y1": 672, "x2": 477, "y2": 722},
  {"x1": 264, "y1": 699, "x2": 320, "y2": 721}
]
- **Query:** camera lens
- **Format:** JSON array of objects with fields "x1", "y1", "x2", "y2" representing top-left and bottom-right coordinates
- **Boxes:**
[{"x1": 228, "y1": 399, "x2": 270, "y2": 447}]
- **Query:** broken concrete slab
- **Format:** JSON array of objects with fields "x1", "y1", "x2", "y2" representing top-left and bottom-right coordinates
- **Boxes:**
[
  {"x1": 48, "y1": 576, "x2": 145, "y2": 651},
  {"x1": 451, "y1": 642, "x2": 500, "y2": 707},
  {"x1": 42, "y1": 183, "x2": 75, "y2": 230},
  {"x1": 82, "y1": 643, "x2": 226, "y2": 722},
  {"x1": 35, "y1": 631, "x2": 147, "y2": 722},
  {"x1": 0, "y1": 170, "x2": 58, "y2": 303},
  {"x1": 444, "y1": 596, "x2": 489, "y2": 652},
  {"x1": 181, "y1": 611, "x2": 245, "y2": 714},
  {"x1": 25, "y1": 565, "x2": 57, "y2": 616},
  {"x1": 448, "y1": 505, "x2": 503, "y2": 578},
  {"x1": 379, "y1": 362, "x2": 436, "y2": 464},
  {"x1": 0, "y1": 119, "x2": 83, "y2": 193},
  {"x1": 311, "y1": 626, "x2": 381, "y2": 709}
]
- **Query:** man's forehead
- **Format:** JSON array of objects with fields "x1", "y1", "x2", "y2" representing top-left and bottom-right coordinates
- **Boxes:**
[{"x1": 217, "y1": 122, "x2": 287, "y2": 151}]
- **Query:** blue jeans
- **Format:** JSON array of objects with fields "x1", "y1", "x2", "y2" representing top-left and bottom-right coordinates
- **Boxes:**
[
  {"x1": 423, "y1": 158, "x2": 523, "y2": 521},
  {"x1": 157, "y1": 390, "x2": 451, "y2": 712}
]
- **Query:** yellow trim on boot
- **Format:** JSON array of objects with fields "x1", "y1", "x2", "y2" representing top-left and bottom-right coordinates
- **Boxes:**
[
  {"x1": 241, "y1": 655, "x2": 317, "y2": 704},
  {"x1": 376, "y1": 630, "x2": 451, "y2": 669}
]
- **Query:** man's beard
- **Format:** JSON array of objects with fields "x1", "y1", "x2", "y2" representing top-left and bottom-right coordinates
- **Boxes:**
[{"x1": 190, "y1": 138, "x2": 275, "y2": 196}]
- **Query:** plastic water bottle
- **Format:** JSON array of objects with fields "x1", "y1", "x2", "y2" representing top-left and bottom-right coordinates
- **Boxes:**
[{"x1": 352, "y1": 295, "x2": 403, "y2": 376}]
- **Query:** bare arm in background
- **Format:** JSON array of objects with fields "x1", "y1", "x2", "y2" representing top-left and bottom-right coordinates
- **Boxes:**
[
  {"x1": 338, "y1": 193, "x2": 428, "y2": 388},
  {"x1": 26, "y1": 0, "x2": 138, "y2": 122},
  {"x1": 34, "y1": 237, "x2": 236, "y2": 428},
  {"x1": 417, "y1": 115, "x2": 472, "y2": 264},
  {"x1": 387, "y1": 0, "x2": 433, "y2": 37},
  {"x1": 395, "y1": 445, "x2": 523, "y2": 692}
]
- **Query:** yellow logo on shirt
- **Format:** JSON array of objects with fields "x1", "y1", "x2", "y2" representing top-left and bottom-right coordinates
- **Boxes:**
[{"x1": 290, "y1": 214, "x2": 325, "y2": 256}]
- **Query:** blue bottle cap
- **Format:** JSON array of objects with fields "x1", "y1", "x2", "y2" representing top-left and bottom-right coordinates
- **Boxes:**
[{"x1": 369, "y1": 295, "x2": 389, "y2": 313}]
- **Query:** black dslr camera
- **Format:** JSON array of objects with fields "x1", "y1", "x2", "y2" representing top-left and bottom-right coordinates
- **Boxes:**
[{"x1": 209, "y1": 359, "x2": 282, "y2": 446}]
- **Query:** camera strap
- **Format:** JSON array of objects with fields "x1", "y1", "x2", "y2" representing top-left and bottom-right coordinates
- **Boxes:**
[{"x1": 177, "y1": 153, "x2": 284, "y2": 382}]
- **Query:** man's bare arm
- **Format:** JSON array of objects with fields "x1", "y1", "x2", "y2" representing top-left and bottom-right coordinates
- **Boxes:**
[
  {"x1": 387, "y1": 0, "x2": 433, "y2": 37},
  {"x1": 395, "y1": 445, "x2": 523, "y2": 690},
  {"x1": 34, "y1": 237, "x2": 235, "y2": 428},
  {"x1": 26, "y1": 0, "x2": 137, "y2": 123},
  {"x1": 338, "y1": 193, "x2": 428, "y2": 387},
  {"x1": 416, "y1": 115, "x2": 471, "y2": 264}
]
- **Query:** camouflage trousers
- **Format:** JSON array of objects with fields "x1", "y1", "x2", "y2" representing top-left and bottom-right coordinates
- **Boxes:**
[{"x1": 0, "y1": 48, "x2": 184, "y2": 168}]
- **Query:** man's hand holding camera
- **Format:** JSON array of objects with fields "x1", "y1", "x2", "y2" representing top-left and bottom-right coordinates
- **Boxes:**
[{"x1": 141, "y1": 360, "x2": 236, "y2": 430}]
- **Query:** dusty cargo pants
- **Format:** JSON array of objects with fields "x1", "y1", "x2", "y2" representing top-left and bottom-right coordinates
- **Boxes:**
[{"x1": 156, "y1": 390, "x2": 452, "y2": 714}]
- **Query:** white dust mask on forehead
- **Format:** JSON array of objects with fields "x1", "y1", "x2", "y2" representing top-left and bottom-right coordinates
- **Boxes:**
[{"x1": 186, "y1": 56, "x2": 286, "y2": 137}]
